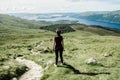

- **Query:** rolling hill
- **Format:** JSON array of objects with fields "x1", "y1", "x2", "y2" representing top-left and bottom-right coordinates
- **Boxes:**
[
  {"x1": 0, "y1": 14, "x2": 120, "y2": 80},
  {"x1": 78, "y1": 10, "x2": 120, "y2": 24},
  {"x1": 9, "y1": 10, "x2": 120, "y2": 25},
  {"x1": 0, "y1": 14, "x2": 49, "y2": 29}
]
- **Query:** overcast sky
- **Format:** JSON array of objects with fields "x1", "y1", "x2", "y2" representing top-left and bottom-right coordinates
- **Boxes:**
[{"x1": 0, "y1": 0, "x2": 120, "y2": 13}]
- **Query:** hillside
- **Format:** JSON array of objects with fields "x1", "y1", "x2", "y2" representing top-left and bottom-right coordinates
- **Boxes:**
[
  {"x1": 0, "y1": 14, "x2": 120, "y2": 80},
  {"x1": 40, "y1": 24, "x2": 120, "y2": 36},
  {"x1": 78, "y1": 10, "x2": 120, "y2": 24},
  {"x1": 0, "y1": 14, "x2": 51, "y2": 80},
  {"x1": 0, "y1": 14, "x2": 49, "y2": 29}
]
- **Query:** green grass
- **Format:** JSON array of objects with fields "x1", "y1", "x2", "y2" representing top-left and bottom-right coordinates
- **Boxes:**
[
  {"x1": 25, "y1": 31, "x2": 120, "y2": 80},
  {"x1": 0, "y1": 60, "x2": 27, "y2": 80},
  {"x1": 0, "y1": 26, "x2": 54, "y2": 79},
  {"x1": 0, "y1": 14, "x2": 120, "y2": 80},
  {"x1": 0, "y1": 14, "x2": 53, "y2": 79}
]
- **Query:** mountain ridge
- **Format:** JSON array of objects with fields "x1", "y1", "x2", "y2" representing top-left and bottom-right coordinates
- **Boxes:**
[
  {"x1": 8, "y1": 10, "x2": 120, "y2": 24},
  {"x1": 78, "y1": 10, "x2": 120, "y2": 24},
  {"x1": 0, "y1": 14, "x2": 119, "y2": 35}
]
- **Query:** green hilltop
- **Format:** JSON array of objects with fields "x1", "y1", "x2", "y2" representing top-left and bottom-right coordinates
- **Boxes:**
[
  {"x1": 78, "y1": 10, "x2": 120, "y2": 24},
  {"x1": 0, "y1": 14, "x2": 120, "y2": 80},
  {"x1": 0, "y1": 14, "x2": 49, "y2": 29}
]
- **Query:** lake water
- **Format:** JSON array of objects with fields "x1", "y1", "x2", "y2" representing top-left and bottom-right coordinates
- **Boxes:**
[
  {"x1": 77, "y1": 19, "x2": 120, "y2": 29},
  {"x1": 10, "y1": 14, "x2": 120, "y2": 29},
  {"x1": 38, "y1": 17, "x2": 120, "y2": 29}
]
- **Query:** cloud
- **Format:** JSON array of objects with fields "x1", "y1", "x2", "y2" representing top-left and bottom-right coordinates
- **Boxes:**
[
  {"x1": 66, "y1": 0, "x2": 120, "y2": 3},
  {"x1": 66, "y1": 0, "x2": 81, "y2": 2},
  {"x1": 0, "y1": 0, "x2": 120, "y2": 13},
  {"x1": 65, "y1": 0, "x2": 91, "y2": 2}
]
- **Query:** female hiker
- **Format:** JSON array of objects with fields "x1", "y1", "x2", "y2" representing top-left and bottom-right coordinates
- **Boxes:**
[{"x1": 53, "y1": 29, "x2": 64, "y2": 67}]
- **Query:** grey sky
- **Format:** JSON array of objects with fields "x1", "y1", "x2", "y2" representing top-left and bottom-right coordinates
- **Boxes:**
[{"x1": 0, "y1": 0, "x2": 120, "y2": 13}]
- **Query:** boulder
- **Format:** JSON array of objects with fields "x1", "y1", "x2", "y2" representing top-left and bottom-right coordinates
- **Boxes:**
[
  {"x1": 86, "y1": 58, "x2": 99, "y2": 65},
  {"x1": 103, "y1": 53, "x2": 112, "y2": 57}
]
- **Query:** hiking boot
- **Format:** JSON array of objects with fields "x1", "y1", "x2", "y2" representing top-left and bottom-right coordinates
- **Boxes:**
[{"x1": 54, "y1": 64, "x2": 58, "y2": 67}]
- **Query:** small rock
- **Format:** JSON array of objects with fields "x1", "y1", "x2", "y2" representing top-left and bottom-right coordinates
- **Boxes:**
[
  {"x1": 26, "y1": 68, "x2": 29, "y2": 71},
  {"x1": 40, "y1": 49, "x2": 49, "y2": 53},
  {"x1": 11, "y1": 77, "x2": 17, "y2": 80},
  {"x1": 86, "y1": 58, "x2": 99, "y2": 65},
  {"x1": 3, "y1": 66, "x2": 10, "y2": 69},
  {"x1": 103, "y1": 53, "x2": 112, "y2": 57},
  {"x1": 47, "y1": 60, "x2": 54, "y2": 65},
  {"x1": 38, "y1": 59, "x2": 45, "y2": 62}
]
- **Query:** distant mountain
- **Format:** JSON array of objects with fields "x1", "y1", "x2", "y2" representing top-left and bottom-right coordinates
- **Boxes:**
[
  {"x1": 77, "y1": 10, "x2": 120, "y2": 24},
  {"x1": 9, "y1": 10, "x2": 120, "y2": 25},
  {"x1": 8, "y1": 13, "x2": 78, "y2": 24},
  {"x1": 0, "y1": 14, "x2": 119, "y2": 35}
]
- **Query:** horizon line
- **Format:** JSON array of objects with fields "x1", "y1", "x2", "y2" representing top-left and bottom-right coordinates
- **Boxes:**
[{"x1": 0, "y1": 10, "x2": 120, "y2": 14}]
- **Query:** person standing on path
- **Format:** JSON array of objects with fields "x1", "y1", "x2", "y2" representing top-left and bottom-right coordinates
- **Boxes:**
[{"x1": 53, "y1": 29, "x2": 64, "y2": 67}]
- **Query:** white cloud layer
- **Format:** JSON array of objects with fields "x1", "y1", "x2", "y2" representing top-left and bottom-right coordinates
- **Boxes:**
[{"x1": 0, "y1": 0, "x2": 120, "y2": 13}]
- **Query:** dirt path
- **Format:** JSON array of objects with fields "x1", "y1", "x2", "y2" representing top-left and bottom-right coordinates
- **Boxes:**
[
  {"x1": 15, "y1": 41, "x2": 50, "y2": 80},
  {"x1": 16, "y1": 58, "x2": 43, "y2": 80}
]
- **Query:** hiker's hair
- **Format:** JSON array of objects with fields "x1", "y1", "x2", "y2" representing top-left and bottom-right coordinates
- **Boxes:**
[{"x1": 56, "y1": 29, "x2": 61, "y2": 36}]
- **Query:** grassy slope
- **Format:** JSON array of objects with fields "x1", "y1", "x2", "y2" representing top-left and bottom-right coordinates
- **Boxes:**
[
  {"x1": 25, "y1": 30, "x2": 120, "y2": 80},
  {"x1": 0, "y1": 14, "x2": 51, "y2": 80},
  {"x1": 0, "y1": 14, "x2": 48, "y2": 29},
  {"x1": 26, "y1": 25, "x2": 120, "y2": 80},
  {"x1": 0, "y1": 14, "x2": 120, "y2": 80}
]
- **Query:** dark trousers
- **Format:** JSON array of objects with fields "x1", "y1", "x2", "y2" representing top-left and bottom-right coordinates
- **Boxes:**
[{"x1": 55, "y1": 49, "x2": 63, "y2": 65}]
